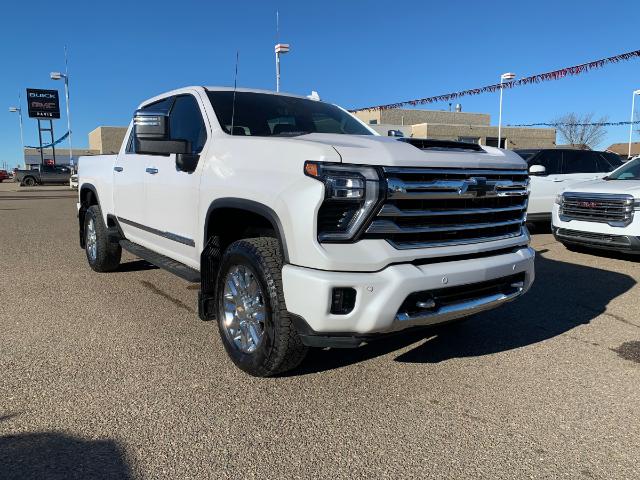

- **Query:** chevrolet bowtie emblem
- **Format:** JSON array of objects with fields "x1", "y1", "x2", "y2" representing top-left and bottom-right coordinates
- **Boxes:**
[{"x1": 461, "y1": 177, "x2": 496, "y2": 197}]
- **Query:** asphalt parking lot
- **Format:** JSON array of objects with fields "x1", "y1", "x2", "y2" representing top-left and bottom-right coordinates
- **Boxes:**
[{"x1": 1, "y1": 182, "x2": 639, "y2": 479}]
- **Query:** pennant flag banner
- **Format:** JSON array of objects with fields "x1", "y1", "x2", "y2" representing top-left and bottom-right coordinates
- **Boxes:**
[
  {"x1": 509, "y1": 121, "x2": 640, "y2": 127},
  {"x1": 353, "y1": 49, "x2": 640, "y2": 112},
  {"x1": 25, "y1": 131, "x2": 70, "y2": 150}
]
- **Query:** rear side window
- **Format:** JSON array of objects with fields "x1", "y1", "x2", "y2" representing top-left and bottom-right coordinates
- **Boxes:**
[
  {"x1": 530, "y1": 150, "x2": 562, "y2": 175},
  {"x1": 562, "y1": 151, "x2": 600, "y2": 174},
  {"x1": 169, "y1": 95, "x2": 207, "y2": 154}
]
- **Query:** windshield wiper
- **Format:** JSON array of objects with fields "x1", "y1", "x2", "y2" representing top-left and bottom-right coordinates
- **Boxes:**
[{"x1": 272, "y1": 131, "x2": 310, "y2": 137}]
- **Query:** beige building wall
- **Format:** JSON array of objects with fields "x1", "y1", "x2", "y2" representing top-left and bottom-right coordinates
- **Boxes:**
[
  {"x1": 352, "y1": 108, "x2": 490, "y2": 126},
  {"x1": 89, "y1": 126, "x2": 129, "y2": 154},
  {"x1": 411, "y1": 123, "x2": 556, "y2": 149}
]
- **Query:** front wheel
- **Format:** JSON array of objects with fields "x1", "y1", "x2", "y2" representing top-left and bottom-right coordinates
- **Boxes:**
[
  {"x1": 84, "y1": 205, "x2": 122, "y2": 272},
  {"x1": 215, "y1": 238, "x2": 307, "y2": 377}
]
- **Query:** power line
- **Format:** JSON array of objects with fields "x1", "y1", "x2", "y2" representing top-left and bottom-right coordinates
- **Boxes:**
[{"x1": 508, "y1": 121, "x2": 640, "y2": 127}]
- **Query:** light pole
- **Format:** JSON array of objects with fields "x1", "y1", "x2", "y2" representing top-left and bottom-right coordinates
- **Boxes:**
[
  {"x1": 275, "y1": 43, "x2": 290, "y2": 92},
  {"x1": 628, "y1": 89, "x2": 640, "y2": 159},
  {"x1": 51, "y1": 47, "x2": 73, "y2": 168},
  {"x1": 498, "y1": 72, "x2": 516, "y2": 149},
  {"x1": 8, "y1": 100, "x2": 25, "y2": 168}
]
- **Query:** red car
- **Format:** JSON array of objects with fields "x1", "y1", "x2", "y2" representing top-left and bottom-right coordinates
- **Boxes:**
[{"x1": 0, "y1": 170, "x2": 9, "y2": 182}]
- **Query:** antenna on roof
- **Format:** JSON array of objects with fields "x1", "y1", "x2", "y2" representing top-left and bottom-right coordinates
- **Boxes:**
[{"x1": 230, "y1": 50, "x2": 239, "y2": 136}]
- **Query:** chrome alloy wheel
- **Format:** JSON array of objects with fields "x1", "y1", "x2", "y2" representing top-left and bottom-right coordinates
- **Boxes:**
[
  {"x1": 222, "y1": 265, "x2": 266, "y2": 354},
  {"x1": 86, "y1": 218, "x2": 97, "y2": 262}
]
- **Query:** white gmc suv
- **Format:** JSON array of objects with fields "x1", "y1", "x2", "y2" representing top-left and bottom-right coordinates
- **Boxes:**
[
  {"x1": 553, "y1": 157, "x2": 640, "y2": 253},
  {"x1": 78, "y1": 86, "x2": 535, "y2": 376}
]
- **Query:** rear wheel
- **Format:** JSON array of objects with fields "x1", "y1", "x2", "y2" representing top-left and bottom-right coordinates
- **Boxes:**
[
  {"x1": 23, "y1": 176, "x2": 36, "y2": 187},
  {"x1": 215, "y1": 238, "x2": 307, "y2": 377},
  {"x1": 84, "y1": 205, "x2": 121, "y2": 272}
]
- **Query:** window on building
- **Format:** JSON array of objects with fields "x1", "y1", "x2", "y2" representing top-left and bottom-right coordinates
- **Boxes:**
[
  {"x1": 458, "y1": 137, "x2": 480, "y2": 144},
  {"x1": 368, "y1": 119, "x2": 378, "y2": 125},
  {"x1": 485, "y1": 137, "x2": 506, "y2": 148}
]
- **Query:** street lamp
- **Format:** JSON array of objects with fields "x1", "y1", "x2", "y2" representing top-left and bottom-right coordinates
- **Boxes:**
[
  {"x1": 498, "y1": 72, "x2": 516, "y2": 149},
  {"x1": 628, "y1": 89, "x2": 640, "y2": 159},
  {"x1": 8, "y1": 103, "x2": 25, "y2": 167},
  {"x1": 50, "y1": 47, "x2": 73, "y2": 168},
  {"x1": 275, "y1": 43, "x2": 290, "y2": 92}
]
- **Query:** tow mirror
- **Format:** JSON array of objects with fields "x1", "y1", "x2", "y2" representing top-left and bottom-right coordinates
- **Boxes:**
[
  {"x1": 134, "y1": 110, "x2": 168, "y2": 139},
  {"x1": 133, "y1": 109, "x2": 192, "y2": 155},
  {"x1": 529, "y1": 164, "x2": 546, "y2": 176}
]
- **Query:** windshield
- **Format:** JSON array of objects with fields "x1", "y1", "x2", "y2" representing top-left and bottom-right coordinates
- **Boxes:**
[
  {"x1": 607, "y1": 158, "x2": 640, "y2": 180},
  {"x1": 206, "y1": 91, "x2": 372, "y2": 137}
]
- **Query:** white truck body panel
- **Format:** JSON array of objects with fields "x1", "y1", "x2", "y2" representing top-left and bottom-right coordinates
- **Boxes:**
[{"x1": 78, "y1": 86, "x2": 535, "y2": 338}]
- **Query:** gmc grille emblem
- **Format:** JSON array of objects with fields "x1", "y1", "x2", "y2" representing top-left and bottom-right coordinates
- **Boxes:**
[{"x1": 577, "y1": 201, "x2": 598, "y2": 208}]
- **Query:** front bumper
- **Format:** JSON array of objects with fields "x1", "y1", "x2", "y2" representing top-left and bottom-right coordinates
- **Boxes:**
[
  {"x1": 552, "y1": 205, "x2": 640, "y2": 253},
  {"x1": 552, "y1": 226, "x2": 640, "y2": 252},
  {"x1": 282, "y1": 247, "x2": 535, "y2": 340}
]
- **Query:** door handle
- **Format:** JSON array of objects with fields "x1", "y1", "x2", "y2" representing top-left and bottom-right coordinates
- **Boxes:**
[
  {"x1": 552, "y1": 178, "x2": 564, "y2": 182},
  {"x1": 145, "y1": 167, "x2": 159, "y2": 175},
  {"x1": 114, "y1": 166, "x2": 123, "y2": 172}
]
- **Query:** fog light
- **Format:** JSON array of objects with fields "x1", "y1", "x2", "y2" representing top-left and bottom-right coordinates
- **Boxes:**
[{"x1": 330, "y1": 288, "x2": 356, "y2": 315}]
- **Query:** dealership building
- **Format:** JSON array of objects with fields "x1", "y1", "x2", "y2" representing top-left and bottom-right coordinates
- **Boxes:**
[
  {"x1": 22, "y1": 126, "x2": 128, "y2": 169},
  {"x1": 352, "y1": 107, "x2": 556, "y2": 149}
]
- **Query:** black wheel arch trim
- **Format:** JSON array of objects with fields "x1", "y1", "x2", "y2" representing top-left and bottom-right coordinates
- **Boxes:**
[
  {"x1": 78, "y1": 183, "x2": 101, "y2": 249},
  {"x1": 204, "y1": 198, "x2": 290, "y2": 263}
]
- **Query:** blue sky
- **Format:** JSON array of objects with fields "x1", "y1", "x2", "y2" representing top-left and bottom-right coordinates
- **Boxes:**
[{"x1": 1, "y1": 0, "x2": 639, "y2": 168}]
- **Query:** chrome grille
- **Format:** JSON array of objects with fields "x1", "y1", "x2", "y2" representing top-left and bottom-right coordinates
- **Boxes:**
[
  {"x1": 365, "y1": 167, "x2": 529, "y2": 249},
  {"x1": 560, "y1": 193, "x2": 634, "y2": 227}
]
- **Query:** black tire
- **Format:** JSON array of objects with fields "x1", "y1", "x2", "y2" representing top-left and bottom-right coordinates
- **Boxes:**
[
  {"x1": 215, "y1": 238, "x2": 307, "y2": 377},
  {"x1": 23, "y1": 176, "x2": 36, "y2": 187},
  {"x1": 84, "y1": 205, "x2": 122, "y2": 272}
]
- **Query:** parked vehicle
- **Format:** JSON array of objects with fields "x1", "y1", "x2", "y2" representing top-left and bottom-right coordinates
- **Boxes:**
[
  {"x1": 514, "y1": 149, "x2": 623, "y2": 222},
  {"x1": 69, "y1": 174, "x2": 78, "y2": 190},
  {"x1": 78, "y1": 86, "x2": 535, "y2": 376},
  {"x1": 0, "y1": 170, "x2": 8, "y2": 182},
  {"x1": 15, "y1": 165, "x2": 73, "y2": 186},
  {"x1": 553, "y1": 157, "x2": 640, "y2": 253}
]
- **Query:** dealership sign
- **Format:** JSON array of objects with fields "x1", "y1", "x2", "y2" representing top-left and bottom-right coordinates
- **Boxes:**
[{"x1": 26, "y1": 88, "x2": 60, "y2": 119}]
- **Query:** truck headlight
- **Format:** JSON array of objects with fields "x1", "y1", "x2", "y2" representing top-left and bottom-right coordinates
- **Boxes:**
[
  {"x1": 555, "y1": 193, "x2": 563, "y2": 205},
  {"x1": 304, "y1": 161, "x2": 383, "y2": 242}
]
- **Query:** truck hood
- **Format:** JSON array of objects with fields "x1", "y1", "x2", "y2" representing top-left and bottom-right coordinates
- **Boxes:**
[
  {"x1": 563, "y1": 178, "x2": 640, "y2": 197},
  {"x1": 290, "y1": 133, "x2": 526, "y2": 170}
]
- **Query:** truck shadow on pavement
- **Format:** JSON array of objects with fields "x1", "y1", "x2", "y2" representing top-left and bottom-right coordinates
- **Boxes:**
[
  {"x1": 0, "y1": 430, "x2": 132, "y2": 480},
  {"x1": 291, "y1": 253, "x2": 637, "y2": 375}
]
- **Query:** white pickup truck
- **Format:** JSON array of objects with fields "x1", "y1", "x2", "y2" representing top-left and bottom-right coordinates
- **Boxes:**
[
  {"x1": 78, "y1": 86, "x2": 535, "y2": 376},
  {"x1": 553, "y1": 157, "x2": 640, "y2": 253}
]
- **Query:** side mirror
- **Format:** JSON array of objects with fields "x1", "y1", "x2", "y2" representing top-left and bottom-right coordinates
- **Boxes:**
[
  {"x1": 136, "y1": 139, "x2": 189, "y2": 155},
  {"x1": 134, "y1": 110, "x2": 168, "y2": 139},
  {"x1": 529, "y1": 164, "x2": 546, "y2": 176},
  {"x1": 176, "y1": 153, "x2": 199, "y2": 173},
  {"x1": 133, "y1": 109, "x2": 192, "y2": 155},
  {"x1": 388, "y1": 129, "x2": 404, "y2": 137}
]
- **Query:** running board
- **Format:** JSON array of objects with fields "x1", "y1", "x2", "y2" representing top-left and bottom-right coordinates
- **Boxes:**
[{"x1": 119, "y1": 240, "x2": 200, "y2": 283}]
